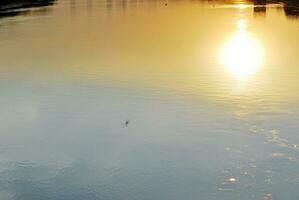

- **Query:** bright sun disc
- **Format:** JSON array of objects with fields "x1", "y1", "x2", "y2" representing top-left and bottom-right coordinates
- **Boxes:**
[{"x1": 219, "y1": 29, "x2": 263, "y2": 80}]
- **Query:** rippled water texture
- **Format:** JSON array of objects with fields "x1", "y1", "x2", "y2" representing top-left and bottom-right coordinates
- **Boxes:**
[{"x1": 0, "y1": 0, "x2": 299, "y2": 199}]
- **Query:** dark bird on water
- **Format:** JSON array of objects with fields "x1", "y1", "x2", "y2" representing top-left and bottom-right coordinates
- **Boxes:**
[{"x1": 125, "y1": 120, "x2": 130, "y2": 126}]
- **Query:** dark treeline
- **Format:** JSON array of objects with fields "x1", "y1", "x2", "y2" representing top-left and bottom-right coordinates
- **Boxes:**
[{"x1": 281, "y1": 0, "x2": 299, "y2": 7}]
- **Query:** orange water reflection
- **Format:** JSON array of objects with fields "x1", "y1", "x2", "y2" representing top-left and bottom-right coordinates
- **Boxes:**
[{"x1": 0, "y1": 0, "x2": 299, "y2": 108}]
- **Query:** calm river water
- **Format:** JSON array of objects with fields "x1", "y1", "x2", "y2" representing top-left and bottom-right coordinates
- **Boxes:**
[{"x1": 0, "y1": 0, "x2": 299, "y2": 199}]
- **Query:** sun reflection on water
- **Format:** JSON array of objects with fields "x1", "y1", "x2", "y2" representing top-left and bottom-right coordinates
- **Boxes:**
[{"x1": 219, "y1": 19, "x2": 264, "y2": 81}]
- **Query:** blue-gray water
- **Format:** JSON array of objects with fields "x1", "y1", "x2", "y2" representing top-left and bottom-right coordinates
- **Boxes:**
[{"x1": 0, "y1": 0, "x2": 299, "y2": 199}]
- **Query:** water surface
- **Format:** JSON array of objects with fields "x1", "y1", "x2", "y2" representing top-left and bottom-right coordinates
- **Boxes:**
[{"x1": 0, "y1": 0, "x2": 299, "y2": 199}]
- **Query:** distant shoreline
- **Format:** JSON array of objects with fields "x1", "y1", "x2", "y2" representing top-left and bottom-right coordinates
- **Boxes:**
[
  {"x1": 0, "y1": 0, "x2": 298, "y2": 16},
  {"x1": 0, "y1": 0, "x2": 55, "y2": 12}
]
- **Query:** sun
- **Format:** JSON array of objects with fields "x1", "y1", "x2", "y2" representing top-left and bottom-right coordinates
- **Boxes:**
[{"x1": 219, "y1": 20, "x2": 263, "y2": 80}]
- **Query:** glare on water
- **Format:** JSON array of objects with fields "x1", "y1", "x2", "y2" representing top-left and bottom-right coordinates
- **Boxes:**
[{"x1": 219, "y1": 19, "x2": 264, "y2": 80}]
